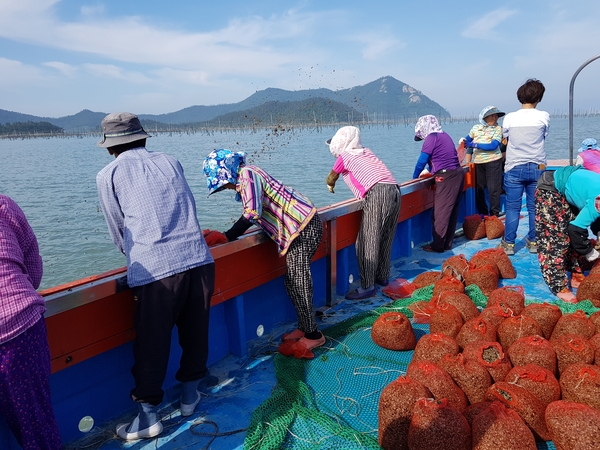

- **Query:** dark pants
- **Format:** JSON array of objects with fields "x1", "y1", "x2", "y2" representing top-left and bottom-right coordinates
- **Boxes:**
[
  {"x1": 0, "y1": 319, "x2": 61, "y2": 450},
  {"x1": 475, "y1": 158, "x2": 503, "y2": 216},
  {"x1": 130, "y1": 263, "x2": 215, "y2": 405},
  {"x1": 431, "y1": 168, "x2": 464, "y2": 252}
]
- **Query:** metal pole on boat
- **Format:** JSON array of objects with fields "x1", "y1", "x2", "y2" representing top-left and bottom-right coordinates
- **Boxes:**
[{"x1": 569, "y1": 54, "x2": 600, "y2": 165}]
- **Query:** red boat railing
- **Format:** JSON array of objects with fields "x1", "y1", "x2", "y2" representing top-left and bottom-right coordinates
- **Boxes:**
[{"x1": 40, "y1": 166, "x2": 475, "y2": 373}]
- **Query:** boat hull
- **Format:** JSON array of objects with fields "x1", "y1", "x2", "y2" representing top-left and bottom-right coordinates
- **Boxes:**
[{"x1": 1, "y1": 169, "x2": 477, "y2": 447}]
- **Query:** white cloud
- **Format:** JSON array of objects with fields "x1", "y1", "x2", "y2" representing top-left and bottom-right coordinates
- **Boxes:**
[
  {"x1": 2, "y1": 1, "x2": 600, "y2": 117},
  {"x1": 461, "y1": 8, "x2": 517, "y2": 40},
  {"x1": 0, "y1": 0, "x2": 59, "y2": 41},
  {"x1": 83, "y1": 64, "x2": 151, "y2": 84},
  {"x1": 0, "y1": 58, "x2": 45, "y2": 86},
  {"x1": 152, "y1": 67, "x2": 209, "y2": 86},
  {"x1": 353, "y1": 33, "x2": 405, "y2": 61},
  {"x1": 0, "y1": 3, "x2": 320, "y2": 69},
  {"x1": 80, "y1": 4, "x2": 105, "y2": 16},
  {"x1": 43, "y1": 61, "x2": 77, "y2": 77}
]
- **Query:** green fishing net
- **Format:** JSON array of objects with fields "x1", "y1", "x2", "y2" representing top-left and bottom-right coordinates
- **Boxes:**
[
  {"x1": 244, "y1": 285, "x2": 488, "y2": 450},
  {"x1": 244, "y1": 283, "x2": 593, "y2": 450},
  {"x1": 244, "y1": 299, "x2": 419, "y2": 450}
]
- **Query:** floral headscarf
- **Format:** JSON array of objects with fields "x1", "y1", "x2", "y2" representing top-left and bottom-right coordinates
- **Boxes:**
[
  {"x1": 203, "y1": 149, "x2": 246, "y2": 196},
  {"x1": 326, "y1": 126, "x2": 364, "y2": 157},
  {"x1": 414, "y1": 115, "x2": 443, "y2": 141}
]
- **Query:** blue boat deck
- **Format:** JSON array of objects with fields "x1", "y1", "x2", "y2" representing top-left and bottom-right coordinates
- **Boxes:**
[{"x1": 65, "y1": 204, "x2": 561, "y2": 450}]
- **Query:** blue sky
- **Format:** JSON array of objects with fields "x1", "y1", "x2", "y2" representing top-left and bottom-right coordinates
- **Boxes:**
[{"x1": 1, "y1": 0, "x2": 600, "y2": 118}]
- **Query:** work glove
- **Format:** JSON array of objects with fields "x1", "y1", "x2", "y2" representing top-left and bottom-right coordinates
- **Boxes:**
[
  {"x1": 585, "y1": 248, "x2": 600, "y2": 262},
  {"x1": 203, "y1": 229, "x2": 229, "y2": 247},
  {"x1": 326, "y1": 171, "x2": 339, "y2": 194}
]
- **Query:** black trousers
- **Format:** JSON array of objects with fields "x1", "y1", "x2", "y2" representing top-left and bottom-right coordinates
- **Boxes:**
[
  {"x1": 130, "y1": 263, "x2": 215, "y2": 405},
  {"x1": 475, "y1": 158, "x2": 504, "y2": 216},
  {"x1": 431, "y1": 168, "x2": 464, "y2": 252}
]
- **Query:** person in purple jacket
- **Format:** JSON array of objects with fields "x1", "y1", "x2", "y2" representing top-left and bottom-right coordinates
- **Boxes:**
[
  {"x1": 412, "y1": 115, "x2": 464, "y2": 253},
  {"x1": 0, "y1": 194, "x2": 62, "y2": 449}
]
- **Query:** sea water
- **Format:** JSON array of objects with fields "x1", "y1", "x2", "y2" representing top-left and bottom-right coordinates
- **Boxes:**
[{"x1": 0, "y1": 116, "x2": 598, "y2": 289}]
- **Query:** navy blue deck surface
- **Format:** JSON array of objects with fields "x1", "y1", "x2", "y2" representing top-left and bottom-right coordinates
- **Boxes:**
[{"x1": 66, "y1": 205, "x2": 560, "y2": 450}]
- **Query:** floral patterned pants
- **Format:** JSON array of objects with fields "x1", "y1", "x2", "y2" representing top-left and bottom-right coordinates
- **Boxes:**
[{"x1": 535, "y1": 188, "x2": 582, "y2": 294}]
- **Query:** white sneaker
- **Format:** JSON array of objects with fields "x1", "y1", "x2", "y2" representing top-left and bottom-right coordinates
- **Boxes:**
[
  {"x1": 180, "y1": 391, "x2": 201, "y2": 417},
  {"x1": 116, "y1": 420, "x2": 163, "y2": 440}
]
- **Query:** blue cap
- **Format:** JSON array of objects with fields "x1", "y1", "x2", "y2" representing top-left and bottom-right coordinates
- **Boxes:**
[{"x1": 579, "y1": 138, "x2": 599, "y2": 152}]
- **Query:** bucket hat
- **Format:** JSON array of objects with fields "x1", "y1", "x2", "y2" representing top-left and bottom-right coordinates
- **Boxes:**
[
  {"x1": 479, "y1": 106, "x2": 505, "y2": 125},
  {"x1": 203, "y1": 149, "x2": 246, "y2": 196},
  {"x1": 97, "y1": 112, "x2": 151, "y2": 148},
  {"x1": 579, "y1": 138, "x2": 599, "y2": 152}
]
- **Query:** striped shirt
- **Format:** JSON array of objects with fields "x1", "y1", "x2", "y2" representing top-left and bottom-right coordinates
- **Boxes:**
[
  {"x1": 96, "y1": 147, "x2": 213, "y2": 287},
  {"x1": 237, "y1": 165, "x2": 317, "y2": 256},
  {"x1": 332, "y1": 148, "x2": 397, "y2": 199},
  {"x1": 0, "y1": 195, "x2": 46, "y2": 344},
  {"x1": 469, "y1": 123, "x2": 503, "y2": 164}
]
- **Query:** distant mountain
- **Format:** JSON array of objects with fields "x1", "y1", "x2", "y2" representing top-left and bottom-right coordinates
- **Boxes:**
[
  {"x1": 0, "y1": 76, "x2": 450, "y2": 131},
  {"x1": 51, "y1": 110, "x2": 107, "y2": 131},
  {"x1": 212, "y1": 77, "x2": 450, "y2": 121},
  {"x1": 155, "y1": 77, "x2": 448, "y2": 124},
  {"x1": 0, "y1": 109, "x2": 105, "y2": 132},
  {"x1": 0, "y1": 109, "x2": 55, "y2": 125},
  {"x1": 0, "y1": 121, "x2": 63, "y2": 136},
  {"x1": 198, "y1": 98, "x2": 360, "y2": 128}
]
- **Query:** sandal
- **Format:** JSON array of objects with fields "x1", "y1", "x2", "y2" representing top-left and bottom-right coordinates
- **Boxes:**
[
  {"x1": 282, "y1": 329, "x2": 305, "y2": 341},
  {"x1": 278, "y1": 335, "x2": 326, "y2": 359},
  {"x1": 557, "y1": 288, "x2": 577, "y2": 304},
  {"x1": 571, "y1": 272, "x2": 585, "y2": 289}
]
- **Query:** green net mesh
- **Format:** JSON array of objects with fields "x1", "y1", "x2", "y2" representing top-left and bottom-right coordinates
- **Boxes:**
[
  {"x1": 244, "y1": 283, "x2": 594, "y2": 449},
  {"x1": 244, "y1": 300, "x2": 421, "y2": 449},
  {"x1": 244, "y1": 286, "x2": 481, "y2": 450}
]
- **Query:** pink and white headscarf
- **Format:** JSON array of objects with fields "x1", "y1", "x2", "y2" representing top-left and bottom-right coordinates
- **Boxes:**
[
  {"x1": 414, "y1": 115, "x2": 443, "y2": 141},
  {"x1": 327, "y1": 126, "x2": 365, "y2": 157}
]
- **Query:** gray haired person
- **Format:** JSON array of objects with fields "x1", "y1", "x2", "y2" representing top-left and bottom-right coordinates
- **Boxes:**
[{"x1": 96, "y1": 112, "x2": 215, "y2": 440}]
